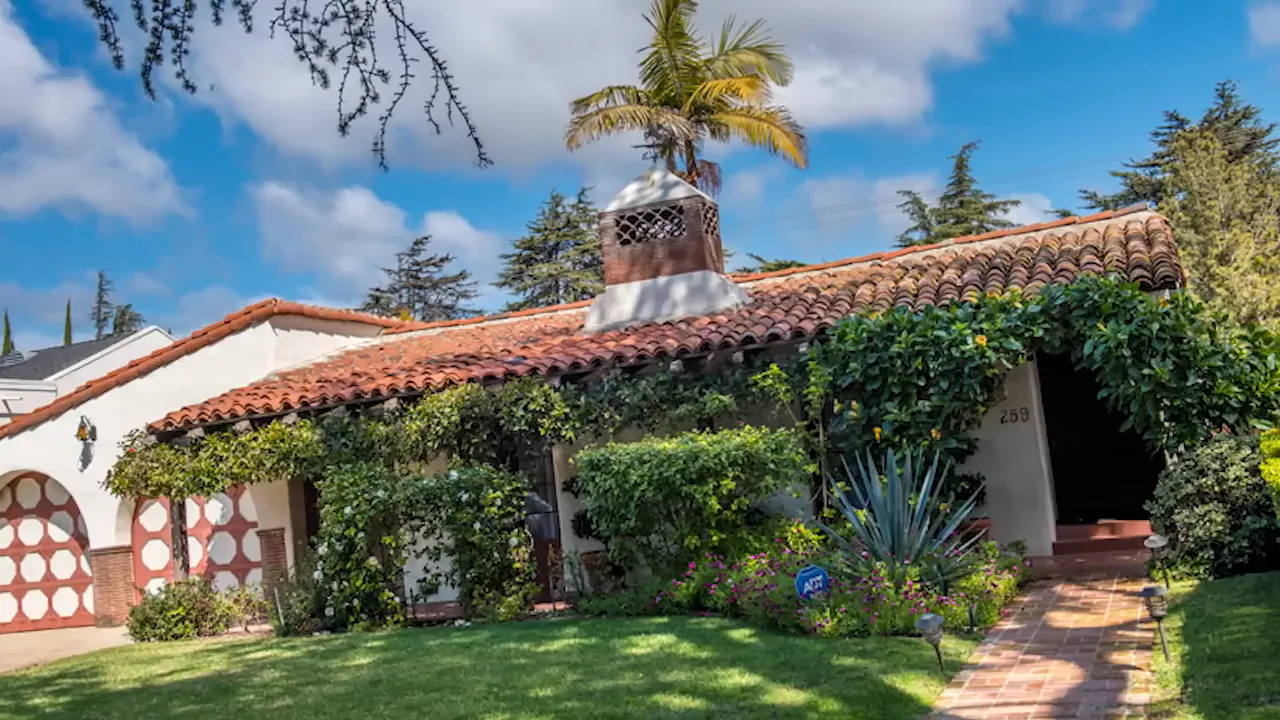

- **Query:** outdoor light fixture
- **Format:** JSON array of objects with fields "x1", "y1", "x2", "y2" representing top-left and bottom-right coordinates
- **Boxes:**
[
  {"x1": 75, "y1": 415, "x2": 97, "y2": 443},
  {"x1": 915, "y1": 612, "x2": 946, "y2": 674},
  {"x1": 1139, "y1": 585, "x2": 1171, "y2": 662},
  {"x1": 1144, "y1": 534, "x2": 1171, "y2": 589},
  {"x1": 967, "y1": 602, "x2": 978, "y2": 633}
]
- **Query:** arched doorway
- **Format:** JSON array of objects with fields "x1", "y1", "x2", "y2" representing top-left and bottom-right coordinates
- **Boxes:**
[
  {"x1": 0, "y1": 473, "x2": 95, "y2": 633},
  {"x1": 131, "y1": 486, "x2": 263, "y2": 597}
]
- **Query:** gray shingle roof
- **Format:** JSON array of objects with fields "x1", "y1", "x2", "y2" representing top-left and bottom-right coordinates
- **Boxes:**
[{"x1": 0, "y1": 335, "x2": 132, "y2": 381}]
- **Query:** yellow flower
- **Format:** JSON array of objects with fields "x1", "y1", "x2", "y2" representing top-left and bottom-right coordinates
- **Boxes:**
[
  {"x1": 975, "y1": 334, "x2": 988, "y2": 347},
  {"x1": 1159, "y1": 297, "x2": 1170, "y2": 308},
  {"x1": 873, "y1": 427, "x2": 882, "y2": 442},
  {"x1": 930, "y1": 428, "x2": 942, "y2": 441}
]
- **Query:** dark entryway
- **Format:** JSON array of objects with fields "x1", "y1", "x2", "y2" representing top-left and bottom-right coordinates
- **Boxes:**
[{"x1": 1036, "y1": 351, "x2": 1164, "y2": 523}]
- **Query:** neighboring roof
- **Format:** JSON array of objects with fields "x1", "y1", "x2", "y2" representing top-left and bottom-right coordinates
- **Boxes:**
[
  {"x1": 0, "y1": 300, "x2": 407, "y2": 440},
  {"x1": 0, "y1": 331, "x2": 158, "y2": 381},
  {"x1": 152, "y1": 206, "x2": 1182, "y2": 433}
]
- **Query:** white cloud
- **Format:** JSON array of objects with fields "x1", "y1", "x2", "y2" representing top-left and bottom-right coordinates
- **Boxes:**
[
  {"x1": 0, "y1": 0, "x2": 185, "y2": 222},
  {"x1": 1002, "y1": 192, "x2": 1058, "y2": 227},
  {"x1": 147, "y1": 0, "x2": 1027, "y2": 174},
  {"x1": 126, "y1": 273, "x2": 172, "y2": 298},
  {"x1": 1250, "y1": 2, "x2": 1280, "y2": 46},
  {"x1": 250, "y1": 182, "x2": 505, "y2": 308},
  {"x1": 1046, "y1": 0, "x2": 1153, "y2": 29}
]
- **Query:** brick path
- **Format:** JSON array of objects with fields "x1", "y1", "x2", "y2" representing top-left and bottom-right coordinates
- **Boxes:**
[{"x1": 928, "y1": 575, "x2": 1154, "y2": 719}]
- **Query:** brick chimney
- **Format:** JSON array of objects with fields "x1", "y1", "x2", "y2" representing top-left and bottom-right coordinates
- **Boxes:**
[{"x1": 584, "y1": 169, "x2": 749, "y2": 332}]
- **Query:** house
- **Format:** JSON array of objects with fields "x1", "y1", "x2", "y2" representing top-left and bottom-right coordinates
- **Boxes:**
[
  {"x1": 0, "y1": 170, "x2": 1183, "y2": 634},
  {"x1": 0, "y1": 328, "x2": 175, "y2": 426}
]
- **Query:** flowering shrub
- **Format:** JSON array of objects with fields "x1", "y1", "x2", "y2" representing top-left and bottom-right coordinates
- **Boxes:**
[
  {"x1": 413, "y1": 465, "x2": 538, "y2": 622},
  {"x1": 126, "y1": 576, "x2": 238, "y2": 642},
  {"x1": 578, "y1": 521, "x2": 1024, "y2": 638}
]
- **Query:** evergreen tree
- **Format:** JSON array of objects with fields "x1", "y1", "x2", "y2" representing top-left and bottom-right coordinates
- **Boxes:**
[
  {"x1": 733, "y1": 254, "x2": 806, "y2": 274},
  {"x1": 91, "y1": 271, "x2": 114, "y2": 340},
  {"x1": 361, "y1": 236, "x2": 480, "y2": 322},
  {"x1": 1, "y1": 311, "x2": 13, "y2": 355},
  {"x1": 111, "y1": 304, "x2": 146, "y2": 336},
  {"x1": 896, "y1": 142, "x2": 1022, "y2": 247},
  {"x1": 63, "y1": 299, "x2": 73, "y2": 346},
  {"x1": 494, "y1": 188, "x2": 603, "y2": 311},
  {"x1": 1161, "y1": 128, "x2": 1280, "y2": 328},
  {"x1": 1081, "y1": 81, "x2": 1280, "y2": 210}
]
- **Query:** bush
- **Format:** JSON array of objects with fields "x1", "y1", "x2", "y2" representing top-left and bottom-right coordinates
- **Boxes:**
[
  {"x1": 1262, "y1": 429, "x2": 1280, "y2": 518},
  {"x1": 269, "y1": 550, "x2": 324, "y2": 637},
  {"x1": 1147, "y1": 433, "x2": 1280, "y2": 579},
  {"x1": 126, "y1": 576, "x2": 237, "y2": 642},
  {"x1": 573, "y1": 426, "x2": 808, "y2": 575}
]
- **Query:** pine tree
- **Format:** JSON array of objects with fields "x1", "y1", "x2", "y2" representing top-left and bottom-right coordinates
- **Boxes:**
[
  {"x1": 1081, "y1": 80, "x2": 1280, "y2": 211},
  {"x1": 1, "y1": 311, "x2": 13, "y2": 355},
  {"x1": 110, "y1": 304, "x2": 146, "y2": 336},
  {"x1": 63, "y1": 299, "x2": 73, "y2": 346},
  {"x1": 494, "y1": 188, "x2": 604, "y2": 311},
  {"x1": 91, "y1": 271, "x2": 114, "y2": 340},
  {"x1": 896, "y1": 142, "x2": 1022, "y2": 247},
  {"x1": 361, "y1": 236, "x2": 480, "y2": 322},
  {"x1": 733, "y1": 254, "x2": 806, "y2": 274},
  {"x1": 1161, "y1": 127, "x2": 1280, "y2": 327}
]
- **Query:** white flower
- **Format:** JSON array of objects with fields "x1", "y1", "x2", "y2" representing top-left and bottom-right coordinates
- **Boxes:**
[
  {"x1": 344, "y1": 506, "x2": 353, "y2": 515},
  {"x1": 313, "y1": 569, "x2": 323, "y2": 581},
  {"x1": 459, "y1": 492, "x2": 470, "y2": 503},
  {"x1": 449, "y1": 470, "x2": 459, "y2": 480},
  {"x1": 317, "y1": 545, "x2": 328, "y2": 556},
  {"x1": 508, "y1": 537, "x2": 519, "y2": 548},
  {"x1": 472, "y1": 521, "x2": 482, "y2": 531},
  {"x1": 325, "y1": 606, "x2": 335, "y2": 617}
]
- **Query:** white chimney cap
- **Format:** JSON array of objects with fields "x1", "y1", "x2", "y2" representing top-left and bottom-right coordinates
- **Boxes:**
[{"x1": 604, "y1": 169, "x2": 715, "y2": 213}]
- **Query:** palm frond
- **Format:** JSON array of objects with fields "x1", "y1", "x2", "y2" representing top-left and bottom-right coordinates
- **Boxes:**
[
  {"x1": 682, "y1": 76, "x2": 770, "y2": 113},
  {"x1": 639, "y1": 0, "x2": 705, "y2": 104},
  {"x1": 706, "y1": 105, "x2": 808, "y2": 168},
  {"x1": 569, "y1": 85, "x2": 652, "y2": 116},
  {"x1": 705, "y1": 16, "x2": 793, "y2": 85},
  {"x1": 565, "y1": 105, "x2": 696, "y2": 151}
]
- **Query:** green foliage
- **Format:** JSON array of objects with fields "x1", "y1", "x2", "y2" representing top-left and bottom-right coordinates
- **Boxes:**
[
  {"x1": 268, "y1": 550, "x2": 324, "y2": 637},
  {"x1": 126, "y1": 576, "x2": 237, "y2": 642},
  {"x1": 412, "y1": 465, "x2": 538, "y2": 621},
  {"x1": 733, "y1": 254, "x2": 807, "y2": 274},
  {"x1": 494, "y1": 187, "x2": 603, "y2": 311},
  {"x1": 822, "y1": 450, "x2": 986, "y2": 592},
  {"x1": 1262, "y1": 430, "x2": 1280, "y2": 517},
  {"x1": 313, "y1": 462, "x2": 413, "y2": 630},
  {"x1": 63, "y1": 299, "x2": 72, "y2": 346},
  {"x1": 896, "y1": 142, "x2": 1021, "y2": 247},
  {"x1": 564, "y1": 364, "x2": 757, "y2": 439},
  {"x1": 573, "y1": 426, "x2": 808, "y2": 574},
  {"x1": 1146, "y1": 433, "x2": 1280, "y2": 579},
  {"x1": 1, "y1": 310, "x2": 12, "y2": 355},
  {"x1": 360, "y1": 235, "x2": 479, "y2": 322}
]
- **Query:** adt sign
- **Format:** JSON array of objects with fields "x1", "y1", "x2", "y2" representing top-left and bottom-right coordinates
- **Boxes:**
[{"x1": 794, "y1": 565, "x2": 830, "y2": 599}]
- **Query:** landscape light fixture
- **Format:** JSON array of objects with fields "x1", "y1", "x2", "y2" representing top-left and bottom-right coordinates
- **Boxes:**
[
  {"x1": 1144, "y1": 534, "x2": 1171, "y2": 589},
  {"x1": 915, "y1": 612, "x2": 946, "y2": 674},
  {"x1": 1139, "y1": 585, "x2": 1171, "y2": 662}
]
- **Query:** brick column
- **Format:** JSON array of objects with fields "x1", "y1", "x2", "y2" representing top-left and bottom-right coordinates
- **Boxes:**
[
  {"x1": 258, "y1": 528, "x2": 288, "y2": 593},
  {"x1": 88, "y1": 545, "x2": 135, "y2": 627}
]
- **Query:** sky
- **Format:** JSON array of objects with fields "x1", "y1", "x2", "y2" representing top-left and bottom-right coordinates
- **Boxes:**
[{"x1": 2, "y1": 0, "x2": 1280, "y2": 350}]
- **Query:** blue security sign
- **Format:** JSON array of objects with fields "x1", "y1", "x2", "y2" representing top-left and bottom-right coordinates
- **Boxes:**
[{"x1": 794, "y1": 565, "x2": 830, "y2": 599}]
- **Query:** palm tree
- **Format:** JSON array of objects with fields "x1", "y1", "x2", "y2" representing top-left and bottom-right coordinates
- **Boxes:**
[{"x1": 565, "y1": 0, "x2": 807, "y2": 195}]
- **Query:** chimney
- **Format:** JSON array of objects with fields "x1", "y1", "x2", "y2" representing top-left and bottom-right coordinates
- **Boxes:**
[{"x1": 584, "y1": 169, "x2": 749, "y2": 333}]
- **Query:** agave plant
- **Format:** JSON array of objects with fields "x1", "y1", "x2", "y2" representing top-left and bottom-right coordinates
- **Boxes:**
[{"x1": 819, "y1": 449, "x2": 986, "y2": 592}]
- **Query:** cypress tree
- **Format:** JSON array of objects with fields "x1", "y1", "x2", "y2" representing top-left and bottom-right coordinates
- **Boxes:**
[
  {"x1": 63, "y1": 300, "x2": 72, "y2": 346},
  {"x1": 1, "y1": 311, "x2": 13, "y2": 355}
]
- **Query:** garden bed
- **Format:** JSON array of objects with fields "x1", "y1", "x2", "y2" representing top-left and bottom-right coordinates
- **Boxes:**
[{"x1": 0, "y1": 616, "x2": 975, "y2": 720}]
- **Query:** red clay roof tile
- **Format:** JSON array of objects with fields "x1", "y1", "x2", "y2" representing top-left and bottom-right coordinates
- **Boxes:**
[{"x1": 151, "y1": 207, "x2": 1182, "y2": 432}]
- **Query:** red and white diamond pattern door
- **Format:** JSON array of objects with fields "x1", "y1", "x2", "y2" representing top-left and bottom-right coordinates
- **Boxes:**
[
  {"x1": 186, "y1": 486, "x2": 263, "y2": 591},
  {"x1": 0, "y1": 474, "x2": 95, "y2": 634},
  {"x1": 132, "y1": 497, "x2": 175, "y2": 598}
]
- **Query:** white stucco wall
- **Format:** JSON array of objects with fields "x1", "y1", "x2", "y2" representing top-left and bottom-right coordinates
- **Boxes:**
[
  {"x1": 403, "y1": 533, "x2": 461, "y2": 604},
  {"x1": 960, "y1": 361, "x2": 1057, "y2": 556},
  {"x1": 0, "y1": 315, "x2": 386, "y2": 551},
  {"x1": 0, "y1": 380, "x2": 57, "y2": 424}
]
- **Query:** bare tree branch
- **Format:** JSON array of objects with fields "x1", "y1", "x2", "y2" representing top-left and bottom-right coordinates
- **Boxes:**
[{"x1": 80, "y1": 0, "x2": 491, "y2": 169}]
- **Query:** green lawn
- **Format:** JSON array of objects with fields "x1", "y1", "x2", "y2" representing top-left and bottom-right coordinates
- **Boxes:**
[
  {"x1": 1152, "y1": 571, "x2": 1280, "y2": 720},
  {"x1": 0, "y1": 616, "x2": 976, "y2": 719}
]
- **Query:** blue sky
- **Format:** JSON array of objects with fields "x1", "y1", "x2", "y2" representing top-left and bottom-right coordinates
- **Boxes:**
[{"x1": 3, "y1": 0, "x2": 1279, "y2": 349}]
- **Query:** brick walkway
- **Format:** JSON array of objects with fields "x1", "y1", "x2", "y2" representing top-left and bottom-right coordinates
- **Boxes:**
[{"x1": 928, "y1": 575, "x2": 1154, "y2": 719}]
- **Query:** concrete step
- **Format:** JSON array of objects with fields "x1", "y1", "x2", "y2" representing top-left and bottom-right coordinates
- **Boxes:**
[{"x1": 1053, "y1": 520, "x2": 1153, "y2": 555}]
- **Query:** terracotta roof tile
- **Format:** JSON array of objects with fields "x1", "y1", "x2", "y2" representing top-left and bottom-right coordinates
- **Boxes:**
[
  {"x1": 150, "y1": 208, "x2": 1182, "y2": 432},
  {"x1": 0, "y1": 300, "x2": 407, "y2": 440}
]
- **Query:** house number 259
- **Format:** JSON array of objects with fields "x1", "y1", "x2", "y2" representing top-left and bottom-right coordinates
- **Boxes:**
[{"x1": 999, "y1": 407, "x2": 1030, "y2": 424}]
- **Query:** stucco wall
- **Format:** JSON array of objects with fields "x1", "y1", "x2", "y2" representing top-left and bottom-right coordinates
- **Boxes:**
[
  {"x1": 0, "y1": 381, "x2": 57, "y2": 424},
  {"x1": 51, "y1": 328, "x2": 175, "y2": 394},
  {"x1": 960, "y1": 361, "x2": 1057, "y2": 556},
  {"x1": 0, "y1": 316, "x2": 385, "y2": 551}
]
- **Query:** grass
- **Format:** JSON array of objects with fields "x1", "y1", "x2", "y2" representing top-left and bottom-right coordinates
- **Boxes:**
[
  {"x1": 1150, "y1": 571, "x2": 1280, "y2": 720},
  {"x1": 0, "y1": 616, "x2": 976, "y2": 719}
]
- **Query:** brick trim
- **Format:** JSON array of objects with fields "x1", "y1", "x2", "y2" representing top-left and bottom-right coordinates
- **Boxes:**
[{"x1": 88, "y1": 545, "x2": 135, "y2": 627}]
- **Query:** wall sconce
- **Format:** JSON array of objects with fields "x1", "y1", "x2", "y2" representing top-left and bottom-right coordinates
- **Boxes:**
[
  {"x1": 1139, "y1": 585, "x2": 1171, "y2": 662},
  {"x1": 915, "y1": 612, "x2": 946, "y2": 674},
  {"x1": 75, "y1": 416, "x2": 97, "y2": 443}
]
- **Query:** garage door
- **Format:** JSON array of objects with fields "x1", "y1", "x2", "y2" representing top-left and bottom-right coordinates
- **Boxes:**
[{"x1": 0, "y1": 473, "x2": 95, "y2": 634}]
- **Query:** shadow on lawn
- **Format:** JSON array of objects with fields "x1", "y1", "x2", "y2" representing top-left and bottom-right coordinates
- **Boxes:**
[
  {"x1": 0, "y1": 616, "x2": 965, "y2": 719},
  {"x1": 1150, "y1": 572, "x2": 1280, "y2": 720}
]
